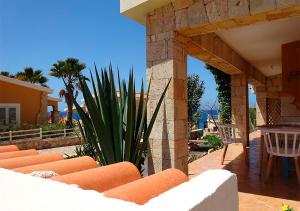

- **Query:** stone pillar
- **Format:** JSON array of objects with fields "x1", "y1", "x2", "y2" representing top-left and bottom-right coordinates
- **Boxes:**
[
  {"x1": 52, "y1": 105, "x2": 60, "y2": 123},
  {"x1": 146, "y1": 4, "x2": 188, "y2": 174},
  {"x1": 36, "y1": 92, "x2": 48, "y2": 124},
  {"x1": 254, "y1": 85, "x2": 267, "y2": 126},
  {"x1": 231, "y1": 74, "x2": 249, "y2": 145}
]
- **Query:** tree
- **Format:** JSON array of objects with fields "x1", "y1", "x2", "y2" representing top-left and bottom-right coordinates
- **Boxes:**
[
  {"x1": 49, "y1": 58, "x2": 86, "y2": 126},
  {"x1": 188, "y1": 73, "x2": 205, "y2": 124},
  {"x1": 15, "y1": 67, "x2": 48, "y2": 86},
  {"x1": 0, "y1": 71, "x2": 14, "y2": 78},
  {"x1": 206, "y1": 64, "x2": 231, "y2": 124},
  {"x1": 249, "y1": 107, "x2": 256, "y2": 132}
]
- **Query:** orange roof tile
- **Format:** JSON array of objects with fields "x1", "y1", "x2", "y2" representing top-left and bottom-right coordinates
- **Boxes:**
[
  {"x1": 104, "y1": 168, "x2": 188, "y2": 205},
  {"x1": 0, "y1": 149, "x2": 38, "y2": 160},
  {"x1": 0, "y1": 152, "x2": 63, "y2": 169},
  {"x1": 14, "y1": 156, "x2": 97, "y2": 175},
  {"x1": 0, "y1": 145, "x2": 188, "y2": 205},
  {"x1": 0, "y1": 145, "x2": 19, "y2": 153},
  {"x1": 51, "y1": 162, "x2": 141, "y2": 192}
]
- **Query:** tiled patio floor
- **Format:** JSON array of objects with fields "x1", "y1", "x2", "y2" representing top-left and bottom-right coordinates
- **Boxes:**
[{"x1": 188, "y1": 137, "x2": 300, "y2": 211}]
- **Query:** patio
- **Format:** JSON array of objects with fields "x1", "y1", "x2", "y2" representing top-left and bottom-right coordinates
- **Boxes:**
[{"x1": 189, "y1": 132, "x2": 300, "y2": 210}]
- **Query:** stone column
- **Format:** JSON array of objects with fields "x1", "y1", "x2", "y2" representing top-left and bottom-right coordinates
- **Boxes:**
[
  {"x1": 36, "y1": 92, "x2": 48, "y2": 125},
  {"x1": 52, "y1": 106, "x2": 60, "y2": 123},
  {"x1": 254, "y1": 85, "x2": 267, "y2": 126},
  {"x1": 231, "y1": 74, "x2": 249, "y2": 145},
  {"x1": 146, "y1": 4, "x2": 188, "y2": 174}
]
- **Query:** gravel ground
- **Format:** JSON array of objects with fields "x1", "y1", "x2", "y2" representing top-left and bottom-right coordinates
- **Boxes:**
[{"x1": 38, "y1": 145, "x2": 78, "y2": 157}]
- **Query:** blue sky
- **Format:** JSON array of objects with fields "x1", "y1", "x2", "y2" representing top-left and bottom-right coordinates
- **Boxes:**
[{"x1": 0, "y1": 0, "x2": 255, "y2": 111}]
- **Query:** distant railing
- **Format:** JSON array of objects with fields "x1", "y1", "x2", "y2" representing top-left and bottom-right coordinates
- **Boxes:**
[
  {"x1": 191, "y1": 128, "x2": 203, "y2": 133},
  {"x1": 0, "y1": 128, "x2": 75, "y2": 141}
]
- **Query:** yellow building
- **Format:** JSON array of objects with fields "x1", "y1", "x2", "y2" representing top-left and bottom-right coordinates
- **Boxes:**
[{"x1": 0, "y1": 75, "x2": 60, "y2": 128}]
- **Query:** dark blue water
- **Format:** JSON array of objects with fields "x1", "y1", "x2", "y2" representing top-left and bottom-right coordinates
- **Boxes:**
[
  {"x1": 199, "y1": 110, "x2": 219, "y2": 129},
  {"x1": 58, "y1": 111, "x2": 81, "y2": 120},
  {"x1": 53, "y1": 110, "x2": 218, "y2": 127},
  {"x1": 48, "y1": 111, "x2": 81, "y2": 120}
]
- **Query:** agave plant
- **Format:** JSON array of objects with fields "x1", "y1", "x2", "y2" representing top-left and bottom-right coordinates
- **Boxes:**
[{"x1": 74, "y1": 65, "x2": 170, "y2": 171}]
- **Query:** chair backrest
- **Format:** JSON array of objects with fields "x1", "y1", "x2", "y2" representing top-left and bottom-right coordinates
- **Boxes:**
[
  {"x1": 262, "y1": 129, "x2": 300, "y2": 157},
  {"x1": 218, "y1": 124, "x2": 238, "y2": 144}
]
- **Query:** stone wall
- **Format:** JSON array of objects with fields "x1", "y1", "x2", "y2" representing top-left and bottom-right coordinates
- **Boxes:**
[
  {"x1": 281, "y1": 96, "x2": 300, "y2": 123},
  {"x1": 172, "y1": 0, "x2": 300, "y2": 36},
  {"x1": 36, "y1": 92, "x2": 49, "y2": 124},
  {"x1": 146, "y1": 3, "x2": 188, "y2": 174},
  {"x1": 0, "y1": 136, "x2": 80, "y2": 150},
  {"x1": 231, "y1": 74, "x2": 249, "y2": 144},
  {"x1": 255, "y1": 85, "x2": 267, "y2": 126},
  {"x1": 255, "y1": 74, "x2": 300, "y2": 125}
]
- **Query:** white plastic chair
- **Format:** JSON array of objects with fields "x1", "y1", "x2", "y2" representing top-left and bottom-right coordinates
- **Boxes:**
[
  {"x1": 218, "y1": 124, "x2": 248, "y2": 165},
  {"x1": 262, "y1": 129, "x2": 300, "y2": 185}
]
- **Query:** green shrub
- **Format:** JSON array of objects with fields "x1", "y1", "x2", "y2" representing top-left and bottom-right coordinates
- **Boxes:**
[
  {"x1": 249, "y1": 107, "x2": 256, "y2": 132},
  {"x1": 203, "y1": 134, "x2": 223, "y2": 150},
  {"x1": 190, "y1": 129, "x2": 203, "y2": 140},
  {"x1": 39, "y1": 122, "x2": 67, "y2": 131}
]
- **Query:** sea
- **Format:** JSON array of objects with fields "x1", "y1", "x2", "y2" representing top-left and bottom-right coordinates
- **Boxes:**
[
  {"x1": 198, "y1": 110, "x2": 219, "y2": 129},
  {"x1": 53, "y1": 110, "x2": 219, "y2": 128}
]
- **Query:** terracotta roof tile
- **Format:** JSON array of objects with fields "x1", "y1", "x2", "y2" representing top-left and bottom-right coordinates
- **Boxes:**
[
  {"x1": 0, "y1": 146, "x2": 188, "y2": 204},
  {"x1": 14, "y1": 156, "x2": 96, "y2": 175},
  {"x1": 51, "y1": 162, "x2": 141, "y2": 192},
  {"x1": 0, "y1": 145, "x2": 19, "y2": 153},
  {"x1": 0, "y1": 152, "x2": 63, "y2": 169},
  {"x1": 0, "y1": 149, "x2": 38, "y2": 160},
  {"x1": 104, "y1": 168, "x2": 188, "y2": 205}
]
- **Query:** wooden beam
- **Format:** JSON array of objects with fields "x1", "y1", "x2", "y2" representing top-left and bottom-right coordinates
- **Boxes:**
[{"x1": 177, "y1": 32, "x2": 266, "y2": 85}]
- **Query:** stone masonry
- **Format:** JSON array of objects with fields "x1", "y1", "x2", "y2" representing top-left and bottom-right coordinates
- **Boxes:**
[
  {"x1": 254, "y1": 85, "x2": 268, "y2": 126},
  {"x1": 146, "y1": 4, "x2": 188, "y2": 174},
  {"x1": 36, "y1": 92, "x2": 49, "y2": 125},
  {"x1": 231, "y1": 74, "x2": 249, "y2": 145}
]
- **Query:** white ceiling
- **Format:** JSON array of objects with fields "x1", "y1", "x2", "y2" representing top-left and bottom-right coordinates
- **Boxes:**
[{"x1": 216, "y1": 17, "x2": 300, "y2": 76}]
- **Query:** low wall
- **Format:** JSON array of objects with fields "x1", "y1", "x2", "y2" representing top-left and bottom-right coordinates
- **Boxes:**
[{"x1": 0, "y1": 136, "x2": 80, "y2": 150}]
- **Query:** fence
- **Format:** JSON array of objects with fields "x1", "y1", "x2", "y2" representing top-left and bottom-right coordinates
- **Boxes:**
[{"x1": 0, "y1": 128, "x2": 75, "y2": 142}]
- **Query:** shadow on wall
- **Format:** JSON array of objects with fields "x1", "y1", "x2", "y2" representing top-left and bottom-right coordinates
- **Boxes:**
[{"x1": 147, "y1": 102, "x2": 171, "y2": 175}]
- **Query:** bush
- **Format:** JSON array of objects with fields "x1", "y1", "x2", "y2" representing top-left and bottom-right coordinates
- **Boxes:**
[
  {"x1": 203, "y1": 134, "x2": 223, "y2": 150},
  {"x1": 190, "y1": 129, "x2": 203, "y2": 140},
  {"x1": 39, "y1": 122, "x2": 67, "y2": 131},
  {"x1": 249, "y1": 107, "x2": 256, "y2": 132}
]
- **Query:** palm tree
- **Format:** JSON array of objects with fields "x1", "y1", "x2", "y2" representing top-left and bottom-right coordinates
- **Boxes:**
[
  {"x1": 15, "y1": 67, "x2": 48, "y2": 86},
  {"x1": 49, "y1": 58, "x2": 86, "y2": 126}
]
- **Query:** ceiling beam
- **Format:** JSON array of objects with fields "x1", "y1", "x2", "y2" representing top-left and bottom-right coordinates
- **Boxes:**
[{"x1": 177, "y1": 32, "x2": 266, "y2": 85}]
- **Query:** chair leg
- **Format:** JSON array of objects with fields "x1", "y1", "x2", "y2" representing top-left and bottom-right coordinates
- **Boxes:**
[
  {"x1": 221, "y1": 144, "x2": 228, "y2": 165},
  {"x1": 243, "y1": 143, "x2": 249, "y2": 165},
  {"x1": 294, "y1": 157, "x2": 300, "y2": 186},
  {"x1": 265, "y1": 155, "x2": 273, "y2": 183}
]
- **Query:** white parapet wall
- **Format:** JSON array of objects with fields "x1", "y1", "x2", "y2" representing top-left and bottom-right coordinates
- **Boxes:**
[
  {"x1": 0, "y1": 168, "x2": 238, "y2": 211},
  {"x1": 145, "y1": 170, "x2": 239, "y2": 211}
]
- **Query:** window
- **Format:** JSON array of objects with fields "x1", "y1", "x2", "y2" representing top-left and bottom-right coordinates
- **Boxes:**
[
  {"x1": 0, "y1": 104, "x2": 20, "y2": 127},
  {"x1": 0, "y1": 108, "x2": 5, "y2": 124}
]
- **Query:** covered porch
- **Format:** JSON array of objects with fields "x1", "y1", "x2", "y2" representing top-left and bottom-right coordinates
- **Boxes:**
[
  {"x1": 121, "y1": 1, "x2": 300, "y2": 209},
  {"x1": 121, "y1": 0, "x2": 300, "y2": 175}
]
